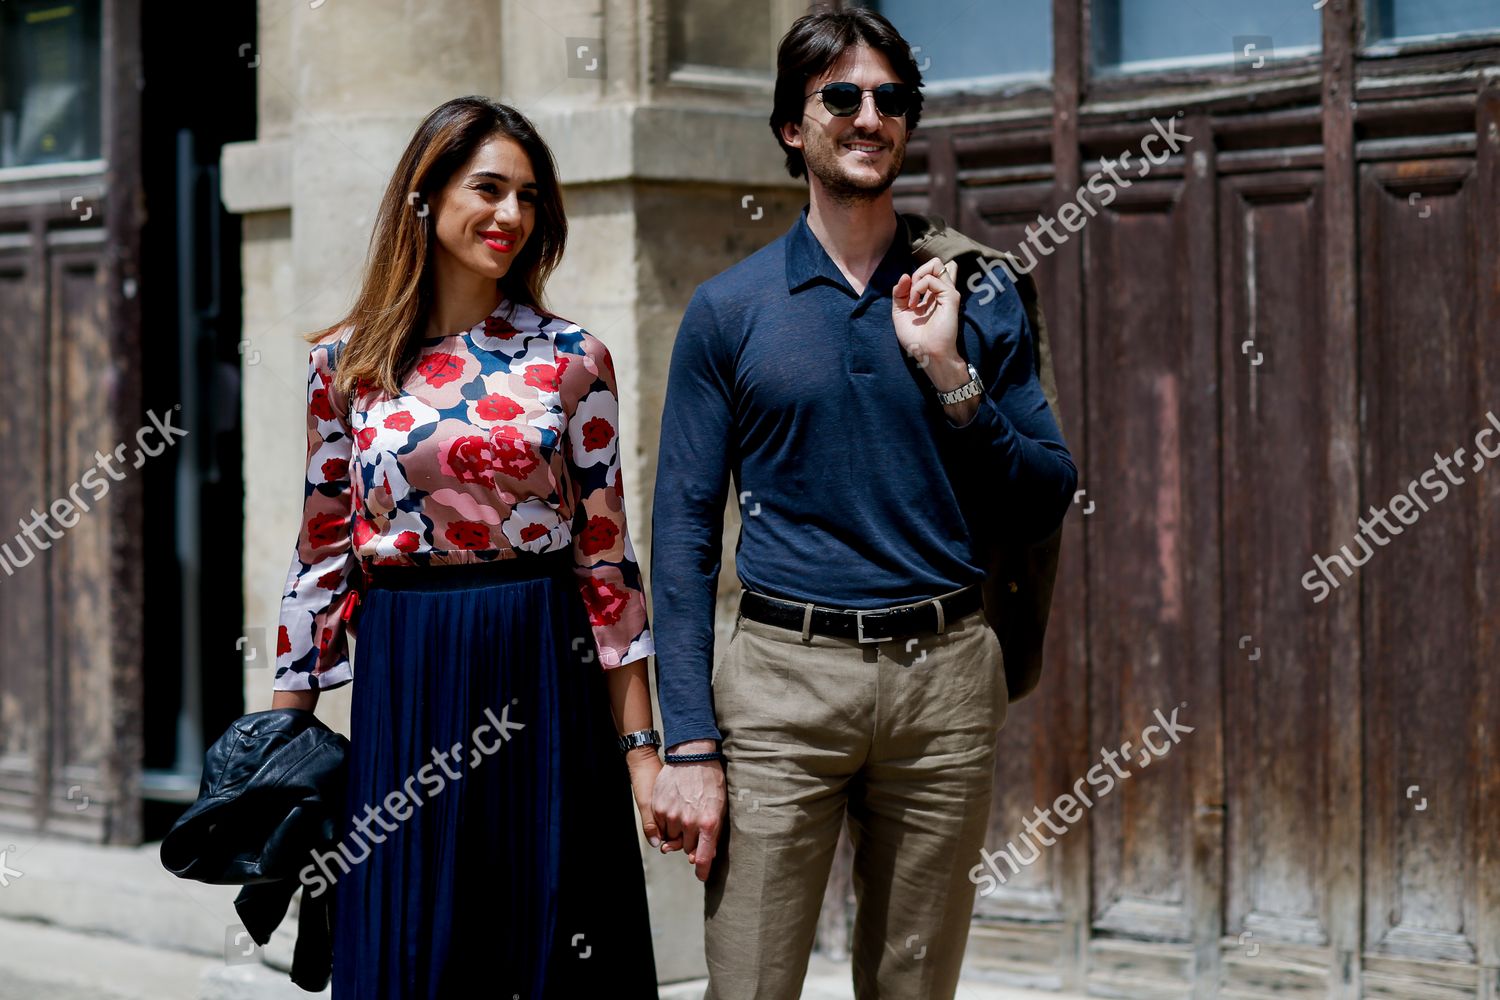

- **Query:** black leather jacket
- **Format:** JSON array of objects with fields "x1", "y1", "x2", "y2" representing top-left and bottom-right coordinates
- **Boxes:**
[{"x1": 160, "y1": 708, "x2": 349, "y2": 992}]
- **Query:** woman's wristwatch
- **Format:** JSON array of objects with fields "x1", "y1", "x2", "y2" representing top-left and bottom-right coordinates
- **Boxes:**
[{"x1": 618, "y1": 728, "x2": 661, "y2": 753}]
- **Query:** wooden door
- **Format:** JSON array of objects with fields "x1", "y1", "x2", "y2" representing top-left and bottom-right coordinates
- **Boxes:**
[
  {"x1": 870, "y1": 18, "x2": 1500, "y2": 1000},
  {"x1": 0, "y1": 0, "x2": 145, "y2": 846},
  {"x1": 811, "y1": 3, "x2": 1500, "y2": 995}
]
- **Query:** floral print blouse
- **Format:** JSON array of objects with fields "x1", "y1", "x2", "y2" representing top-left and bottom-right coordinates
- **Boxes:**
[{"x1": 272, "y1": 298, "x2": 655, "y2": 691}]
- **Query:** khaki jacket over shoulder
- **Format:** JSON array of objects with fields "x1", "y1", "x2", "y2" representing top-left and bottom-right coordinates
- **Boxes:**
[{"x1": 903, "y1": 212, "x2": 1067, "y2": 704}]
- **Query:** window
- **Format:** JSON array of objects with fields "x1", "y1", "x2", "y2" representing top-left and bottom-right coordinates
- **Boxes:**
[
  {"x1": 669, "y1": 0, "x2": 773, "y2": 76},
  {"x1": 1092, "y1": 0, "x2": 1321, "y2": 74},
  {"x1": 0, "y1": 0, "x2": 101, "y2": 168},
  {"x1": 867, "y1": 0, "x2": 1051, "y2": 86},
  {"x1": 1367, "y1": 0, "x2": 1500, "y2": 44},
  {"x1": 666, "y1": 0, "x2": 807, "y2": 85}
]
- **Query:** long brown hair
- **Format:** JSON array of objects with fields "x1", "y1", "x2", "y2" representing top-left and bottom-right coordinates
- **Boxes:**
[{"x1": 306, "y1": 96, "x2": 568, "y2": 399}]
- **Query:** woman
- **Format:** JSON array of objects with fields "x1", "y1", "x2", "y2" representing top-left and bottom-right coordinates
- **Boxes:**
[{"x1": 268, "y1": 96, "x2": 662, "y2": 999}]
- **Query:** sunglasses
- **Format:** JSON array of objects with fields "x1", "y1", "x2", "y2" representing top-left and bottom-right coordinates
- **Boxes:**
[{"x1": 806, "y1": 82, "x2": 915, "y2": 119}]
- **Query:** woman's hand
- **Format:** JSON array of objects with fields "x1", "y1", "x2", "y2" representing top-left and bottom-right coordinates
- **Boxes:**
[{"x1": 625, "y1": 745, "x2": 664, "y2": 849}]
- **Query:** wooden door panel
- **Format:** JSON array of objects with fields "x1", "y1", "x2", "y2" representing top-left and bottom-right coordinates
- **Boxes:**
[
  {"x1": 1217, "y1": 170, "x2": 1353, "y2": 995},
  {"x1": 1081, "y1": 169, "x2": 1221, "y2": 997},
  {"x1": 1086, "y1": 178, "x2": 1194, "y2": 943},
  {"x1": 46, "y1": 246, "x2": 114, "y2": 840},
  {"x1": 1357, "y1": 157, "x2": 1488, "y2": 978},
  {"x1": 949, "y1": 133, "x2": 1096, "y2": 991},
  {"x1": 0, "y1": 239, "x2": 49, "y2": 822},
  {"x1": 960, "y1": 179, "x2": 1071, "y2": 924}
]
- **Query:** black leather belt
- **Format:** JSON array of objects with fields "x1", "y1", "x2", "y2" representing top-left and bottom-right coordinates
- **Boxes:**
[{"x1": 739, "y1": 585, "x2": 983, "y2": 643}]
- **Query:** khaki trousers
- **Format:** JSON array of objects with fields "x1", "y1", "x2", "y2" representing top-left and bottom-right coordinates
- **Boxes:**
[{"x1": 702, "y1": 593, "x2": 1008, "y2": 1000}]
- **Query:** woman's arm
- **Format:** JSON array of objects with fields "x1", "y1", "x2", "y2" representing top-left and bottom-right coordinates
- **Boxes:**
[
  {"x1": 273, "y1": 333, "x2": 360, "y2": 699},
  {"x1": 605, "y1": 659, "x2": 654, "y2": 739},
  {"x1": 271, "y1": 688, "x2": 319, "y2": 712},
  {"x1": 560, "y1": 330, "x2": 662, "y2": 843},
  {"x1": 606, "y1": 658, "x2": 664, "y2": 847}
]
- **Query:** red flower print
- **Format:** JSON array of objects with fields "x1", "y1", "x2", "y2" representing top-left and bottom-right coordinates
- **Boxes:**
[
  {"x1": 581, "y1": 415, "x2": 615, "y2": 452},
  {"x1": 318, "y1": 626, "x2": 332, "y2": 652},
  {"x1": 395, "y1": 530, "x2": 421, "y2": 552},
  {"x1": 310, "y1": 385, "x2": 335, "y2": 422},
  {"x1": 520, "y1": 522, "x2": 549, "y2": 542},
  {"x1": 445, "y1": 521, "x2": 489, "y2": 550},
  {"x1": 477, "y1": 394, "x2": 524, "y2": 421},
  {"x1": 316, "y1": 569, "x2": 342, "y2": 590},
  {"x1": 353, "y1": 515, "x2": 378, "y2": 548},
  {"x1": 484, "y1": 314, "x2": 520, "y2": 340},
  {"x1": 308, "y1": 512, "x2": 346, "y2": 549},
  {"x1": 278, "y1": 625, "x2": 292, "y2": 657},
  {"x1": 490, "y1": 425, "x2": 539, "y2": 479},
  {"x1": 418, "y1": 352, "x2": 463, "y2": 388},
  {"x1": 321, "y1": 457, "x2": 349, "y2": 482},
  {"x1": 523, "y1": 363, "x2": 560, "y2": 393},
  {"x1": 384, "y1": 410, "x2": 415, "y2": 432},
  {"x1": 578, "y1": 514, "x2": 620, "y2": 555},
  {"x1": 442, "y1": 435, "x2": 497, "y2": 488},
  {"x1": 356, "y1": 426, "x2": 377, "y2": 449},
  {"x1": 580, "y1": 578, "x2": 628, "y2": 626}
]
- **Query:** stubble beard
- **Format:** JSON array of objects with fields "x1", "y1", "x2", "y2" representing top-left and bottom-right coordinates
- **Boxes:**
[{"x1": 802, "y1": 126, "x2": 907, "y2": 207}]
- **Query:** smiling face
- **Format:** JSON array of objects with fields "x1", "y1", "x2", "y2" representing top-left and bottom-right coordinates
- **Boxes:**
[
  {"x1": 782, "y1": 43, "x2": 910, "y2": 203},
  {"x1": 429, "y1": 134, "x2": 537, "y2": 282}
]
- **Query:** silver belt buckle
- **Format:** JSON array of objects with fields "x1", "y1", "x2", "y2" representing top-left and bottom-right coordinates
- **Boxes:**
[{"x1": 855, "y1": 608, "x2": 886, "y2": 644}]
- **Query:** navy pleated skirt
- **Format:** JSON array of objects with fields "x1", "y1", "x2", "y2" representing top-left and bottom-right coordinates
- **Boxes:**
[{"x1": 328, "y1": 550, "x2": 659, "y2": 999}]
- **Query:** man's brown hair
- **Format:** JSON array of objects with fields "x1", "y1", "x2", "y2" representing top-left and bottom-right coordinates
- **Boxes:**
[{"x1": 770, "y1": 6, "x2": 926, "y2": 180}]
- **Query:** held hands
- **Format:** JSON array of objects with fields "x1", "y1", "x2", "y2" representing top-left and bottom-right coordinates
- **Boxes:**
[
  {"x1": 892, "y1": 257, "x2": 962, "y2": 373},
  {"x1": 650, "y1": 741, "x2": 727, "y2": 882}
]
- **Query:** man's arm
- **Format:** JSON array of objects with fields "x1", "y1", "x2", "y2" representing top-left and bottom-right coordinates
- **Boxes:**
[
  {"x1": 943, "y1": 273, "x2": 1076, "y2": 543},
  {"x1": 895, "y1": 257, "x2": 1077, "y2": 544},
  {"x1": 650, "y1": 286, "x2": 736, "y2": 748},
  {"x1": 650, "y1": 285, "x2": 735, "y2": 881}
]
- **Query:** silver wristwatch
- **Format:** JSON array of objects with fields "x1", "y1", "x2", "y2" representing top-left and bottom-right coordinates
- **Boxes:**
[
  {"x1": 936, "y1": 363, "x2": 983, "y2": 405},
  {"x1": 618, "y1": 728, "x2": 661, "y2": 753}
]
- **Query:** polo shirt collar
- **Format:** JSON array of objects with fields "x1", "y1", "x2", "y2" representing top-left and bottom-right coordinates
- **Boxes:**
[{"x1": 784, "y1": 204, "x2": 913, "y2": 297}]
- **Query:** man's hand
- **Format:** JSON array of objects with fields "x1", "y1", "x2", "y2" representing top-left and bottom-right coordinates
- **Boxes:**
[
  {"x1": 892, "y1": 257, "x2": 961, "y2": 372},
  {"x1": 651, "y1": 739, "x2": 727, "y2": 882}
]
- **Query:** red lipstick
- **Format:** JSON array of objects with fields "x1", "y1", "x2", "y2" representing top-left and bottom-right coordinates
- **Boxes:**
[{"x1": 480, "y1": 230, "x2": 517, "y2": 254}]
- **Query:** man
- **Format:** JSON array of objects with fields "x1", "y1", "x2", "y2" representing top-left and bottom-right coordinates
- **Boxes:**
[{"x1": 649, "y1": 8, "x2": 1076, "y2": 999}]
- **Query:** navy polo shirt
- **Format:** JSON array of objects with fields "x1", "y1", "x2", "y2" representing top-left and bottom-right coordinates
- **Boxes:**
[{"x1": 650, "y1": 206, "x2": 1075, "y2": 747}]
